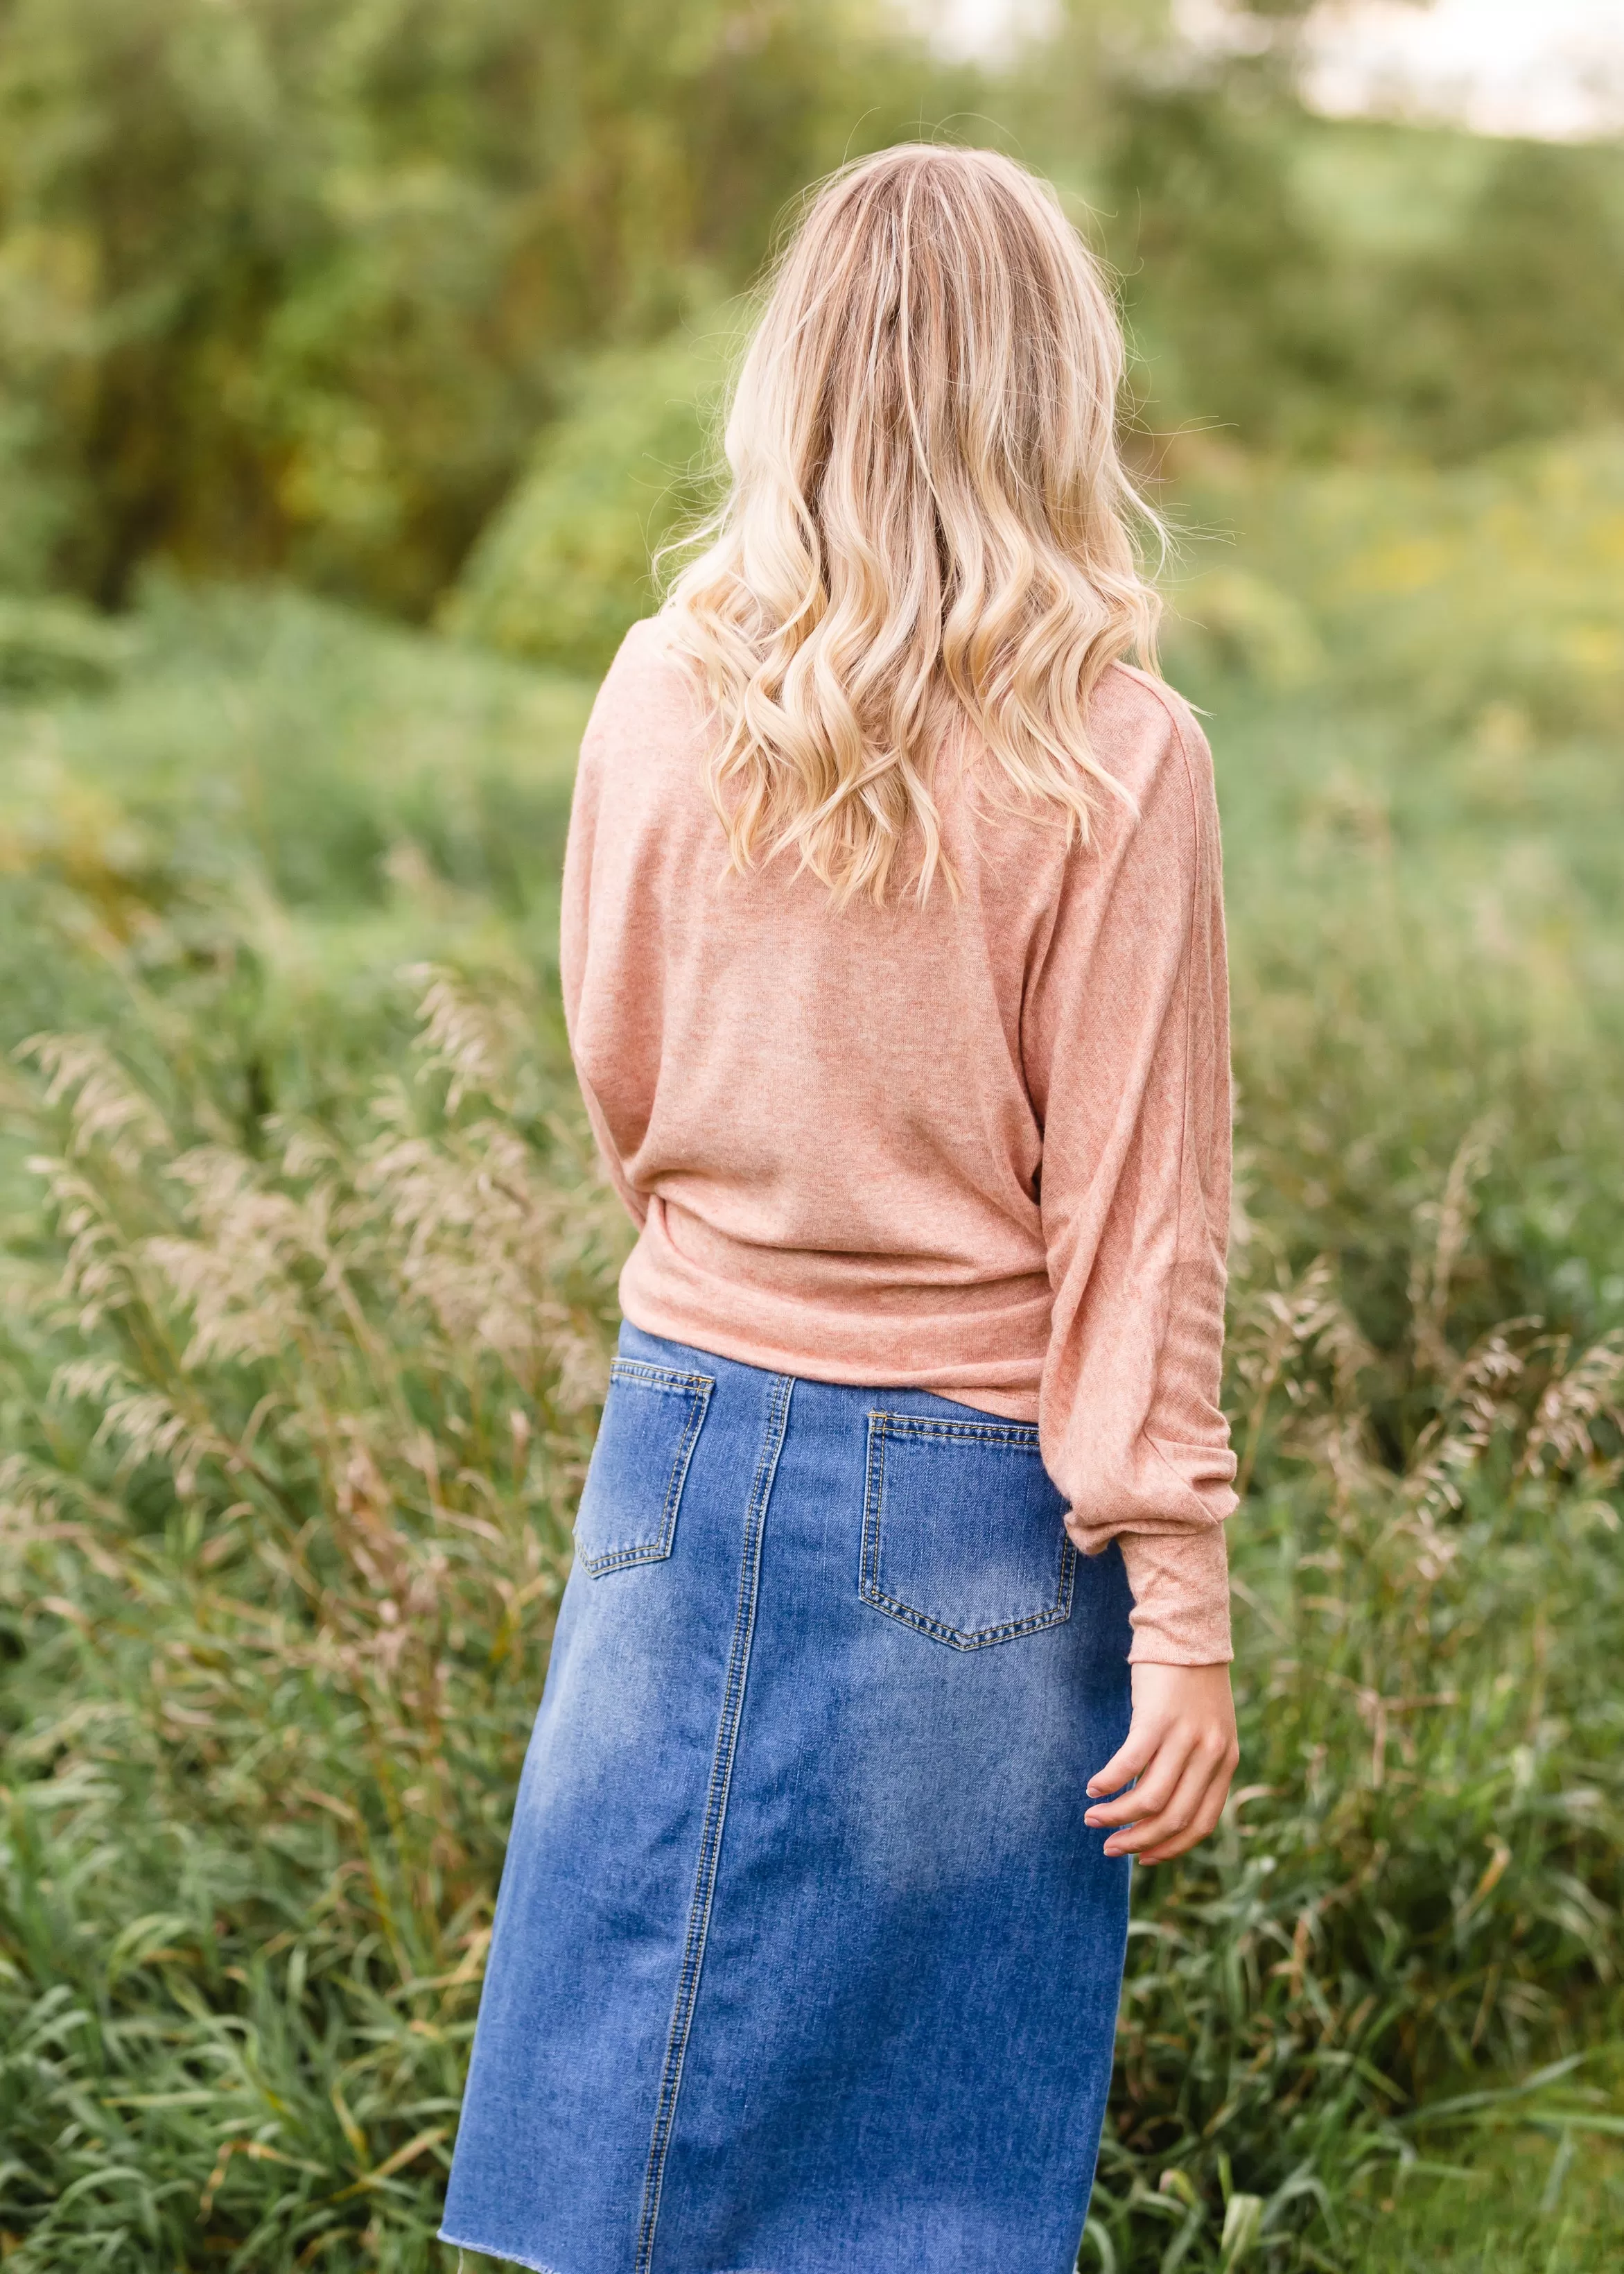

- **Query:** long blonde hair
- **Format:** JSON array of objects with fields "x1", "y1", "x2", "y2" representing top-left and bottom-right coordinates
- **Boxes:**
[{"x1": 663, "y1": 142, "x2": 1164, "y2": 905}]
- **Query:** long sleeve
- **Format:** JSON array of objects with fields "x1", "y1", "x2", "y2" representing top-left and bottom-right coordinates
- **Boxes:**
[
  {"x1": 559, "y1": 691, "x2": 650, "y2": 1231},
  {"x1": 1025, "y1": 698, "x2": 1237, "y2": 1664}
]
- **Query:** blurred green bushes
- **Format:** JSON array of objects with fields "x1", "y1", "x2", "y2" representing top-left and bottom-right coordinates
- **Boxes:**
[
  {"x1": 1093, "y1": 91, "x2": 1624, "y2": 459},
  {"x1": 0, "y1": 0, "x2": 952, "y2": 614},
  {"x1": 444, "y1": 323, "x2": 730, "y2": 674},
  {"x1": 0, "y1": 584, "x2": 593, "y2": 1176},
  {"x1": 2, "y1": 2, "x2": 1622, "y2": 629},
  {"x1": 1170, "y1": 435, "x2": 1624, "y2": 738}
]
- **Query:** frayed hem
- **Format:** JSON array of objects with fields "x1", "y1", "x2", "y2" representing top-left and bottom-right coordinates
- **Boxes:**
[{"x1": 437, "y1": 2229, "x2": 570, "y2": 2274}]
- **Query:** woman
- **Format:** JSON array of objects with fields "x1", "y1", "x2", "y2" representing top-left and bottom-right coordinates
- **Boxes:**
[{"x1": 442, "y1": 144, "x2": 1239, "y2": 2274}]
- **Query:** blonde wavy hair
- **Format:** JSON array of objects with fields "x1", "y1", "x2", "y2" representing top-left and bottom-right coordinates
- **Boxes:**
[{"x1": 663, "y1": 142, "x2": 1164, "y2": 905}]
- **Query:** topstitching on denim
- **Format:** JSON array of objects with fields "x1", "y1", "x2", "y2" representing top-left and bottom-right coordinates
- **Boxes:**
[
  {"x1": 859, "y1": 1408, "x2": 1076, "y2": 1649},
  {"x1": 577, "y1": 1357, "x2": 715, "y2": 1577},
  {"x1": 634, "y1": 1371, "x2": 796, "y2": 2274}
]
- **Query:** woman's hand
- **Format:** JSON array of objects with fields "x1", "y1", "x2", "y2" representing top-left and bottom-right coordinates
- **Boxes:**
[{"x1": 1084, "y1": 1662, "x2": 1239, "y2": 1864}]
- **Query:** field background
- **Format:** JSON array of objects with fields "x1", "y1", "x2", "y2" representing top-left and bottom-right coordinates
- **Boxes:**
[{"x1": 1, "y1": 3, "x2": 1622, "y2": 2269}]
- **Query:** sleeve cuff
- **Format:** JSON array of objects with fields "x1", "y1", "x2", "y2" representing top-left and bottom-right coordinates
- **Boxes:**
[{"x1": 1115, "y1": 1525, "x2": 1232, "y2": 1665}]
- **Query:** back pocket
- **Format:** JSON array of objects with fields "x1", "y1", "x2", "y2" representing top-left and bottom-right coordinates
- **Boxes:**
[
  {"x1": 861, "y1": 1411, "x2": 1074, "y2": 1649},
  {"x1": 575, "y1": 1357, "x2": 714, "y2": 1577}
]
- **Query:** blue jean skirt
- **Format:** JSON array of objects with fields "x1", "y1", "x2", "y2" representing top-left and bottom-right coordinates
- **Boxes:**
[{"x1": 441, "y1": 1323, "x2": 1134, "y2": 2274}]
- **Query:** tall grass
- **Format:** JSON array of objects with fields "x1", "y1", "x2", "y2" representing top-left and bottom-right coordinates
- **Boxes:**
[
  {"x1": 1, "y1": 973, "x2": 625, "y2": 2269},
  {"x1": 3, "y1": 963, "x2": 1619, "y2": 2271}
]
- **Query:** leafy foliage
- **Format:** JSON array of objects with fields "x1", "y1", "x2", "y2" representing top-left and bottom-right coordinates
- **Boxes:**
[
  {"x1": 444, "y1": 323, "x2": 731, "y2": 675},
  {"x1": 0, "y1": 0, "x2": 954, "y2": 613},
  {"x1": 1092, "y1": 89, "x2": 1624, "y2": 460},
  {"x1": 2, "y1": 4, "x2": 1622, "y2": 621}
]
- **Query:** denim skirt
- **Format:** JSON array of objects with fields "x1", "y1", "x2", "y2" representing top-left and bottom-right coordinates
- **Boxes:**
[{"x1": 440, "y1": 1323, "x2": 1135, "y2": 2274}]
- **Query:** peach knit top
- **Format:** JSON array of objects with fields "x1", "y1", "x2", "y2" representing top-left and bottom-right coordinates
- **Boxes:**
[{"x1": 560, "y1": 617, "x2": 1238, "y2": 1665}]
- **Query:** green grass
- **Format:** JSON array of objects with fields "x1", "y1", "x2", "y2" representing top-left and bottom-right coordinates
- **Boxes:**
[
  {"x1": 2, "y1": 438, "x2": 1623, "y2": 2269},
  {"x1": 1363, "y1": 2060, "x2": 1624, "y2": 2271},
  {"x1": 0, "y1": 579, "x2": 592, "y2": 1183}
]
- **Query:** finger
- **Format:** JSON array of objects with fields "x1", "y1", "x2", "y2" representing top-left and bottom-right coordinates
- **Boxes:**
[
  {"x1": 1119, "y1": 1738, "x2": 1238, "y2": 1862},
  {"x1": 1101, "y1": 1740, "x2": 1221, "y2": 1858},
  {"x1": 1137, "y1": 1780, "x2": 1231, "y2": 1864},
  {"x1": 1085, "y1": 1728, "x2": 1199, "y2": 1830},
  {"x1": 1085, "y1": 1720, "x2": 1162, "y2": 1800},
  {"x1": 1088, "y1": 1703, "x2": 1192, "y2": 1800},
  {"x1": 1140, "y1": 1742, "x2": 1239, "y2": 1862}
]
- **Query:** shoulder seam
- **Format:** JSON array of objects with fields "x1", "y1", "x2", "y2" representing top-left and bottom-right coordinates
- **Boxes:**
[
  {"x1": 1101, "y1": 663, "x2": 1207, "y2": 865},
  {"x1": 1106, "y1": 661, "x2": 1203, "y2": 755}
]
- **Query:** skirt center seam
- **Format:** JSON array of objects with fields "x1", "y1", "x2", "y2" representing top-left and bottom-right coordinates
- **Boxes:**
[{"x1": 634, "y1": 1371, "x2": 795, "y2": 2274}]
